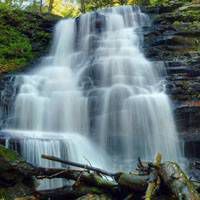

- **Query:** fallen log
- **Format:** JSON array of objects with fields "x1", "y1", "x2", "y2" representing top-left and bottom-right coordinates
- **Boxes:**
[
  {"x1": 33, "y1": 168, "x2": 118, "y2": 193},
  {"x1": 192, "y1": 180, "x2": 200, "y2": 192},
  {"x1": 41, "y1": 154, "x2": 159, "y2": 193},
  {"x1": 76, "y1": 193, "x2": 112, "y2": 200},
  {"x1": 159, "y1": 161, "x2": 200, "y2": 200},
  {"x1": 115, "y1": 172, "x2": 149, "y2": 192},
  {"x1": 36, "y1": 171, "x2": 119, "y2": 199},
  {"x1": 1, "y1": 145, "x2": 199, "y2": 200}
]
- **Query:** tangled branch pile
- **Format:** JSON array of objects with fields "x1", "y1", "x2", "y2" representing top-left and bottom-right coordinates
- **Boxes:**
[{"x1": 0, "y1": 145, "x2": 199, "y2": 200}]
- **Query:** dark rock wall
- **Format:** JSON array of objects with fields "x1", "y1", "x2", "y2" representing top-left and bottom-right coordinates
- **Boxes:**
[{"x1": 143, "y1": 1, "x2": 200, "y2": 159}]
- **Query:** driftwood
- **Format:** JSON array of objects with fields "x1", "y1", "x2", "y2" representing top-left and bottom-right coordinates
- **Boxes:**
[
  {"x1": 32, "y1": 168, "x2": 118, "y2": 192},
  {"x1": 0, "y1": 145, "x2": 199, "y2": 200},
  {"x1": 39, "y1": 154, "x2": 200, "y2": 199},
  {"x1": 12, "y1": 158, "x2": 200, "y2": 200}
]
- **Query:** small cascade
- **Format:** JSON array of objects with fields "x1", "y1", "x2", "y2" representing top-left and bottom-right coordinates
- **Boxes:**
[{"x1": 2, "y1": 6, "x2": 182, "y2": 188}]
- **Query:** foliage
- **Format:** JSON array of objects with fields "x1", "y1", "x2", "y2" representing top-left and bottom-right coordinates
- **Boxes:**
[
  {"x1": 0, "y1": 0, "x2": 199, "y2": 74},
  {"x1": 0, "y1": 5, "x2": 56, "y2": 73},
  {"x1": 0, "y1": 21, "x2": 32, "y2": 72},
  {"x1": 149, "y1": 0, "x2": 192, "y2": 5},
  {"x1": 82, "y1": 0, "x2": 137, "y2": 12},
  {"x1": 127, "y1": 0, "x2": 139, "y2": 5},
  {"x1": 0, "y1": 0, "x2": 195, "y2": 17},
  {"x1": 0, "y1": 144, "x2": 20, "y2": 162},
  {"x1": 45, "y1": 0, "x2": 81, "y2": 17}
]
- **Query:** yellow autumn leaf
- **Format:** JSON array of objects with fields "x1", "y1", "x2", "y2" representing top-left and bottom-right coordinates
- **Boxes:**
[{"x1": 45, "y1": 0, "x2": 80, "y2": 17}]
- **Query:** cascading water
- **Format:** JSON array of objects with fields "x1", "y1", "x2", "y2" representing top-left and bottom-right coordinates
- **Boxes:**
[{"x1": 3, "y1": 6, "x2": 182, "y2": 188}]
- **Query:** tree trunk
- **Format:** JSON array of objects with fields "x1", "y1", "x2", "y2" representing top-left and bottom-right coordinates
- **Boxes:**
[
  {"x1": 48, "y1": 0, "x2": 54, "y2": 14},
  {"x1": 39, "y1": 0, "x2": 43, "y2": 13},
  {"x1": 80, "y1": 0, "x2": 85, "y2": 13}
]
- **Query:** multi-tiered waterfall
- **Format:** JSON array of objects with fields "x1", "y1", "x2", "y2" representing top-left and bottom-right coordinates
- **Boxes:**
[{"x1": 3, "y1": 6, "x2": 181, "y2": 188}]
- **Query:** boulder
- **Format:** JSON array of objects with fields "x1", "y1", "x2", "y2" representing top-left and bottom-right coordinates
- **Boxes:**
[{"x1": 0, "y1": 145, "x2": 36, "y2": 200}]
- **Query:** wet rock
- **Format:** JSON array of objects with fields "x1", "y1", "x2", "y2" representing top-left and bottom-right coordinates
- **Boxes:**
[
  {"x1": 143, "y1": 1, "x2": 200, "y2": 140},
  {"x1": 166, "y1": 66, "x2": 189, "y2": 74},
  {"x1": 0, "y1": 145, "x2": 35, "y2": 199},
  {"x1": 142, "y1": 1, "x2": 184, "y2": 14},
  {"x1": 175, "y1": 105, "x2": 200, "y2": 132}
]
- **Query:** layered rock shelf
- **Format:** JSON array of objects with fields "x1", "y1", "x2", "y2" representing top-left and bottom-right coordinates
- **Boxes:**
[{"x1": 142, "y1": 0, "x2": 200, "y2": 159}]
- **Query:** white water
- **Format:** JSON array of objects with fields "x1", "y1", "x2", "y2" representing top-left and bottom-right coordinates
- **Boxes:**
[{"x1": 4, "y1": 6, "x2": 181, "y2": 188}]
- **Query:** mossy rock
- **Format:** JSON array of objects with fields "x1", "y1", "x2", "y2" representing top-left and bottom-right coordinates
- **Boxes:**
[
  {"x1": 0, "y1": 145, "x2": 35, "y2": 175},
  {"x1": 0, "y1": 184, "x2": 36, "y2": 200},
  {"x1": 0, "y1": 23, "x2": 33, "y2": 73},
  {"x1": 0, "y1": 145, "x2": 23, "y2": 171},
  {"x1": 0, "y1": 6, "x2": 59, "y2": 74},
  {"x1": 0, "y1": 145, "x2": 36, "y2": 200},
  {"x1": 0, "y1": 144, "x2": 21, "y2": 161}
]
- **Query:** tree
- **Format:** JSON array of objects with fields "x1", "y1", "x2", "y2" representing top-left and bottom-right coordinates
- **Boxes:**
[
  {"x1": 80, "y1": 0, "x2": 85, "y2": 13},
  {"x1": 48, "y1": 0, "x2": 54, "y2": 13}
]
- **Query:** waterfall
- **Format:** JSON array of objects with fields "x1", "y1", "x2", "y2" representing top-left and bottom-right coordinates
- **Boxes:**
[{"x1": 3, "y1": 6, "x2": 182, "y2": 188}]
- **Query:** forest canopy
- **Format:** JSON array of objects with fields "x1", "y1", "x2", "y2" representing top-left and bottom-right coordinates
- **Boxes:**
[
  {"x1": 0, "y1": 0, "x2": 195, "y2": 17},
  {"x1": 0, "y1": 0, "x2": 197, "y2": 72}
]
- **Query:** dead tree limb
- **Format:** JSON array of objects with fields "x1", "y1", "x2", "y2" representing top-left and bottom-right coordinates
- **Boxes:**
[
  {"x1": 42, "y1": 155, "x2": 116, "y2": 177},
  {"x1": 32, "y1": 168, "x2": 118, "y2": 192}
]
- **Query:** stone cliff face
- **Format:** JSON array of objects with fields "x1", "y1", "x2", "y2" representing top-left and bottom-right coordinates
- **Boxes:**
[
  {"x1": 0, "y1": 1, "x2": 200, "y2": 159},
  {"x1": 143, "y1": 0, "x2": 200, "y2": 159}
]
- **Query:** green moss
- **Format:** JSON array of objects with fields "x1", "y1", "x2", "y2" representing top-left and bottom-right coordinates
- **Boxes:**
[
  {"x1": 173, "y1": 20, "x2": 200, "y2": 31},
  {"x1": 170, "y1": 3, "x2": 200, "y2": 52},
  {"x1": 0, "y1": 24, "x2": 32, "y2": 72},
  {"x1": 171, "y1": 3, "x2": 200, "y2": 22},
  {"x1": 149, "y1": 0, "x2": 191, "y2": 6},
  {"x1": 0, "y1": 5, "x2": 58, "y2": 73},
  {"x1": 179, "y1": 10, "x2": 200, "y2": 21},
  {"x1": 0, "y1": 145, "x2": 21, "y2": 162},
  {"x1": 0, "y1": 183, "x2": 34, "y2": 200},
  {"x1": 0, "y1": 188, "x2": 12, "y2": 200}
]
